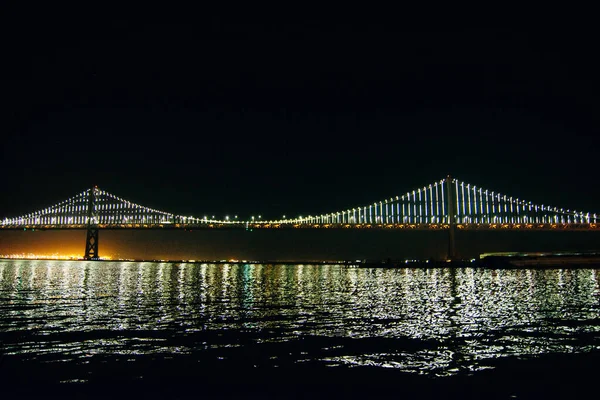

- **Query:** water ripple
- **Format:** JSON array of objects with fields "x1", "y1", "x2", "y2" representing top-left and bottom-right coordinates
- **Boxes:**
[{"x1": 1, "y1": 261, "x2": 599, "y2": 381}]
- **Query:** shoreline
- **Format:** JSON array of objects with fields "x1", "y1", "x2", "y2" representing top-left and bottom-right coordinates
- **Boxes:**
[{"x1": 3, "y1": 254, "x2": 600, "y2": 269}]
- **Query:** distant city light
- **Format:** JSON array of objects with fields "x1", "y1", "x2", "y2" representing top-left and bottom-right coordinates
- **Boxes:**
[{"x1": 0, "y1": 253, "x2": 111, "y2": 260}]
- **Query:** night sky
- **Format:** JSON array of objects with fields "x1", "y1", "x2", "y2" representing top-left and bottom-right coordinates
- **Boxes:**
[{"x1": 1, "y1": 14, "x2": 599, "y2": 259}]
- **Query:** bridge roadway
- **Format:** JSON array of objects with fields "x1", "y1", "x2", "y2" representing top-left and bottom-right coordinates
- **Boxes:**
[{"x1": 2, "y1": 222, "x2": 599, "y2": 231}]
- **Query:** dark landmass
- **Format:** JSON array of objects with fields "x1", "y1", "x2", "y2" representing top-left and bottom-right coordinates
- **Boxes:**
[{"x1": 4, "y1": 251, "x2": 600, "y2": 269}]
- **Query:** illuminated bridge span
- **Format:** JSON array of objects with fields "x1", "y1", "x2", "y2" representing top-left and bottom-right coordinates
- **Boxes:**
[{"x1": 1, "y1": 176, "x2": 598, "y2": 260}]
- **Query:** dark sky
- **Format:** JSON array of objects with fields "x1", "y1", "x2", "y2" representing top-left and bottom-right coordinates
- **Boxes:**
[
  {"x1": 1, "y1": 14, "x2": 599, "y2": 258},
  {"x1": 2, "y1": 17, "x2": 599, "y2": 216}
]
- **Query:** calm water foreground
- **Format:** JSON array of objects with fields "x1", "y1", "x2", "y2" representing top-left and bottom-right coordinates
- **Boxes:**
[{"x1": 1, "y1": 260, "x2": 599, "y2": 399}]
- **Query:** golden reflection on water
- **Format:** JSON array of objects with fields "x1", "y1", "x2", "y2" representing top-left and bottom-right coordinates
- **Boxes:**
[{"x1": 1, "y1": 260, "x2": 599, "y2": 376}]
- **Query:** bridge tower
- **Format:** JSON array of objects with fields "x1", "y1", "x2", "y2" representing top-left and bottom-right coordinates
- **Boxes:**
[
  {"x1": 446, "y1": 175, "x2": 457, "y2": 260},
  {"x1": 84, "y1": 186, "x2": 99, "y2": 260}
]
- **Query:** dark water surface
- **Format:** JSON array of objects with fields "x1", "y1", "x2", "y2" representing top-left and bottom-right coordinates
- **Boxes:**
[{"x1": 1, "y1": 260, "x2": 599, "y2": 398}]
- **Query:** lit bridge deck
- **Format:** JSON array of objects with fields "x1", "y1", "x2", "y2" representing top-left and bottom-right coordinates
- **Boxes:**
[
  {"x1": 2, "y1": 222, "x2": 599, "y2": 231},
  {"x1": 2, "y1": 176, "x2": 599, "y2": 259}
]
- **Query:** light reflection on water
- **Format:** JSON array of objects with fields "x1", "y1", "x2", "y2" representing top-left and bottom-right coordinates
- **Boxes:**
[{"x1": 1, "y1": 260, "x2": 599, "y2": 379}]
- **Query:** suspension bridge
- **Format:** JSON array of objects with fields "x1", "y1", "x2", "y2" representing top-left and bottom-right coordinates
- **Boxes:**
[{"x1": 1, "y1": 176, "x2": 598, "y2": 260}]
